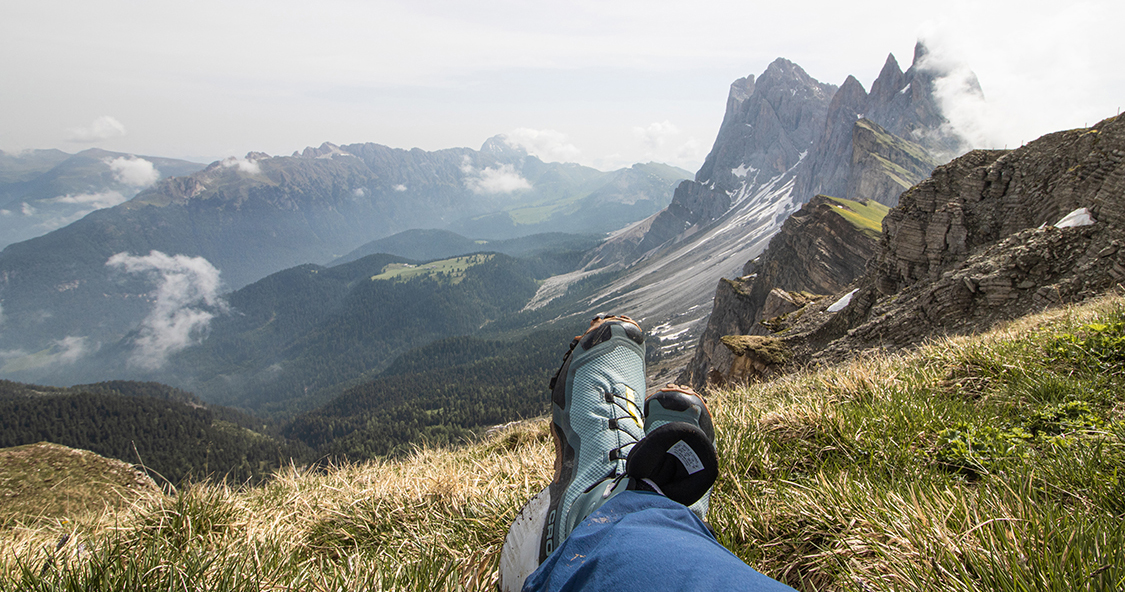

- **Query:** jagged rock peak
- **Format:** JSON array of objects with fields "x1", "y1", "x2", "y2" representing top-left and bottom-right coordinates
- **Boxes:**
[
  {"x1": 869, "y1": 53, "x2": 906, "y2": 102},
  {"x1": 728, "y1": 75, "x2": 756, "y2": 105},
  {"x1": 297, "y1": 142, "x2": 352, "y2": 159},
  {"x1": 480, "y1": 135, "x2": 528, "y2": 159},
  {"x1": 696, "y1": 58, "x2": 835, "y2": 194}
]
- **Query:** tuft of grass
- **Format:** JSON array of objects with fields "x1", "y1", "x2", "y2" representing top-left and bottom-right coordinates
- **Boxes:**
[
  {"x1": 707, "y1": 293, "x2": 1125, "y2": 590},
  {"x1": 2, "y1": 296, "x2": 1124, "y2": 590}
]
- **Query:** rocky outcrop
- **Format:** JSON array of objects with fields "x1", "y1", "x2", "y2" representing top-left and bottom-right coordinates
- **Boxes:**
[
  {"x1": 770, "y1": 114, "x2": 1125, "y2": 367},
  {"x1": 681, "y1": 194, "x2": 887, "y2": 389}
]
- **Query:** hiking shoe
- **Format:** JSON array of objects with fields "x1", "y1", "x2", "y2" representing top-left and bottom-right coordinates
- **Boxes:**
[
  {"x1": 639, "y1": 384, "x2": 717, "y2": 518},
  {"x1": 499, "y1": 314, "x2": 646, "y2": 590}
]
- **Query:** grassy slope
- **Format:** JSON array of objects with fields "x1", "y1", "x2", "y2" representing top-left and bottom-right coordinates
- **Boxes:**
[
  {"x1": 2, "y1": 295, "x2": 1123, "y2": 590},
  {"x1": 825, "y1": 196, "x2": 891, "y2": 239},
  {"x1": 0, "y1": 443, "x2": 160, "y2": 525}
]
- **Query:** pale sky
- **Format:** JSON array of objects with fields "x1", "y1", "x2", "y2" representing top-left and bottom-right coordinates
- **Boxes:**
[{"x1": 2, "y1": 0, "x2": 1122, "y2": 172}]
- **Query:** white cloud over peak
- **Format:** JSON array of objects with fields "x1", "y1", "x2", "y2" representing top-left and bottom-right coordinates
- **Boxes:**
[
  {"x1": 67, "y1": 116, "x2": 127, "y2": 143},
  {"x1": 460, "y1": 157, "x2": 532, "y2": 195},
  {"x1": 393, "y1": 184, "x2": 407, "y2": 192},
  {"x1": 221, "y1": 155, "x2": 262, "y2": 175},
  {"x1": 106, "y1": 251, "x2": 228, "y2": 370},
  {"x1": 353, "y1": 187, "x2": 367, "y2": 197},
  {"x1": 503, "y1": 128, "x2": 582, "y2": 163},
  {"x1": 632, "y1": 120, "x2": 706, "y2": 170},
  {"x1": 634, "y1": 120, "x2": 681, "y2": 150},
  {"x1": 108, "y1": 156, "x2": 160, "y2": 187}
]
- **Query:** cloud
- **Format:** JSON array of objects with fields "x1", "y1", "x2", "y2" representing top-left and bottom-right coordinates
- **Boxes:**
[
  {"x1": 107, "y1": 156, "x2": 160, "y2": 187},
  {"x1": 20, "y1": 202, "x2": 35, "y2": 216},
  {"x1": 459, "y1": 156, "x2": 532, "y2": 195},
  {"x1": 353, "y1": 187, "x2": 367, "y2": 197},
  {"x1": 0, "y1": 336, "x2": 92, "y2": 371},
  {"x1": 0, "y1": 209, "x2": 9, "y2": 216},
  {"x1": 50, "y1": 190, "x2": 129, "y2": 209},
  {"x1": 393, "y1": 184, "x2": 407, "y2": 192},
  {"x1": 106, "y1": 251, "x2": 227, "y2": 370},
  {"x1": 631, "y1": 120, "x2": 704, "y2": 169},
  {"x1": 503, "y1": 128, "x2": 582, "y2": 163},
  {"x1": 634, "y1": 121, "x2": 680, "y2": 151},
  {"x1": 67, "y1": 116, "x2": 127, "y2": 143},
  {"x1": 221, "y1": 155, "x2": 262, "y2": 175}
]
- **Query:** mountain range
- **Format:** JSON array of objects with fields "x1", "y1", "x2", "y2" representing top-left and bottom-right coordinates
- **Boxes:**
[
  {"x1": 549, "y1": 43, "x2": 967, "y2": 353},
  {"x1": 1, "y1": 42, "x2": 974, "y2": 434},
  {"x1": 0, "y1": 148, "x2": 204, "y2": 248},
  {"x1": 0, "y1": 140, "x2": 687, "y2": 383}
]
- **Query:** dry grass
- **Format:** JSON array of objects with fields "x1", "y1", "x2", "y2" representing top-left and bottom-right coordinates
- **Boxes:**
[{"x1": 2, "y1": 295, "x2": 1124, "y2": 590}]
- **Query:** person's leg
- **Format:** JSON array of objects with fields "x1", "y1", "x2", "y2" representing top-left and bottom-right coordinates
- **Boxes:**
[
  {"x1": 523, "y1": 490, "x2": 794, "y2": 592},
  {"x1": 500, "y1": 315, "x2": 792, "y2": 591}
]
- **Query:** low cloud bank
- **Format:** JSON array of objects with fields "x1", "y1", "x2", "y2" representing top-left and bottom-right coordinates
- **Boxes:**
[
  {"x1": 0, "y1": 336, "x2": 92, "y2": 371},
  {"x1": 503, "y1": 128, "x2": 582, "y2": 163},
  {"x1": 106, "y1": 251, "x2": 227, "y2": 370},
  {"x1": 221, "y1": 155, "x2": 262, "y2": 175},
  {"x1": 633, "y1": 121, "x2": 704, "y2": 169},
  {"x1": 460, "y1": 156, "x2": 531, "y2": 195},
  {"x1": 50, "y1": 190, "x2": 129, "y2": 210},
  {"x1": 108, "y1": 156, "x2": 160, "y2": 187}
]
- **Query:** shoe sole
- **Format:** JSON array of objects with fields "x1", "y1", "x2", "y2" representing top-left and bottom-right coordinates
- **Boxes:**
[{"x1": 499, "y1": 487, "x2": 550, "y2": 592}]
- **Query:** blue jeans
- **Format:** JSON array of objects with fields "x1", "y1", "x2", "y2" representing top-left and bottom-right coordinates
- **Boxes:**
[{"x1": 523, "y1": 490, "x2": 795, "y2": 591}]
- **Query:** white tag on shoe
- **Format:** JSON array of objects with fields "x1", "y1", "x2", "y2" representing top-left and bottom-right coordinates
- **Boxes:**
[{"x1": 668, "y1": 440, "x2": 704, "y2": 475}]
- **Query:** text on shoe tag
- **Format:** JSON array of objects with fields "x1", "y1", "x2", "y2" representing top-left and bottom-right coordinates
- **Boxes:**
[{"x1": 668, "y1": 440, "x2": 704, "y2": 475}]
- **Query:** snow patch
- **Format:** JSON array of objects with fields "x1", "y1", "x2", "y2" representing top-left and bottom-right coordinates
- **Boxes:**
[
  {"x1": 899, "y1": 83, "x2": 911, "y2": 95},
  {"x1": 732, "y1": 164, "x2": 752, "y2": 178},
  {"x1": 1054, "y1": 207, "x2": 1095, "y2": 228},
  {"x1": 827, "y1": 289, "x2": 858, "y2": 313}
]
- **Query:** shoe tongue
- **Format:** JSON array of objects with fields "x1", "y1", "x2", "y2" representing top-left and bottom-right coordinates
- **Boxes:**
[{"x1": 625, "y1": 422, "x2": 718, "y2": 507}]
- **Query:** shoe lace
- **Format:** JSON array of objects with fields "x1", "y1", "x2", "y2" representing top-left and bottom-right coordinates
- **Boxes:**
[{"x1": 605, "y1": 389, "x2": 642, "y2": 462}]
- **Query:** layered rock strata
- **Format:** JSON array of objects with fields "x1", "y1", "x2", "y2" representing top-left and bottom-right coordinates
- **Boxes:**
[{"x1": 776, "y1": 114, "x2": 1125, "y2": 367}]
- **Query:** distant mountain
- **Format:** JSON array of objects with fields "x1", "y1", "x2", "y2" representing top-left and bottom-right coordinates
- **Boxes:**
[
  {"x1": 0, "y1": 148, "x2": 204, "y2": 248},
  {"x1": 283, "y1": 328, "x2": 574, "y2": 460},
  {"x1": 557, "y1": 43, "x2": 970, "y2": 352},
  {"x1": 0, "y1": 139, "x2": 684, "y2": 377}
]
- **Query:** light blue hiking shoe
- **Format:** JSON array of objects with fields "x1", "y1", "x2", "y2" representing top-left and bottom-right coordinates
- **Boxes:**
[
  {"x1": 542, "y1": 314, "x2": 646, "y2": 557},
  {"x1": 499, "y1": 314, "x2": 646, "y2": 590},
  {"x1": 641, "y1": 384, "x2": 717, "y2": 520}
]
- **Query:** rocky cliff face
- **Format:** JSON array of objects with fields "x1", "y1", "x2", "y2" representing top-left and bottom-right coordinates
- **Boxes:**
[
  {"x1": 575, "y1": 47, "x2": 967, "y2": 352},
  {"x1": 794, "y1": 44, "x2": 969, "y2": 207},
  {"x1": 723, "y1": 114, "x2": 1125, "y2": 376},
  {"x1": 682, "y1": 195, "x2": 887, "y2": 388},
  {"x1": 847, "y1": 119, "x2": 939, "y2": 206}
]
